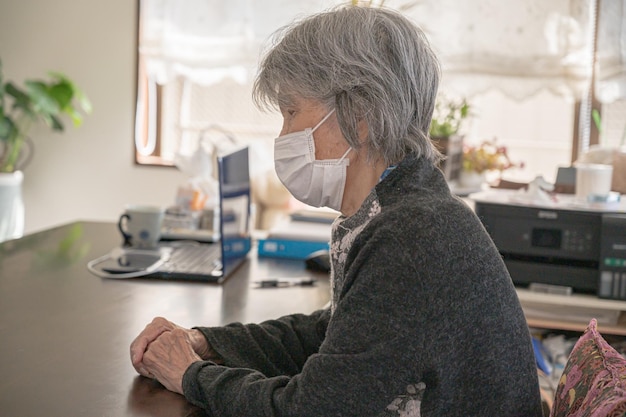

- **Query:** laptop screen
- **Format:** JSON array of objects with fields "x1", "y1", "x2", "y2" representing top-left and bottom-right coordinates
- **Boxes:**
[{"x1": 218, "y1": 147, "x2": 252, "y2": 276}]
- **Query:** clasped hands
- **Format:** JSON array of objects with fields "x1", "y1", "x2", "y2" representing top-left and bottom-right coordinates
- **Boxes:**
[{"x1": 130, "y1": 317, "x2": 215, "y2": 395}]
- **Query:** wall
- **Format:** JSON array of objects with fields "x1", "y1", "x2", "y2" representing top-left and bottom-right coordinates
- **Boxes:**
[{"x1": 0, "y1": 0, "x2": 185, "y2": 235}]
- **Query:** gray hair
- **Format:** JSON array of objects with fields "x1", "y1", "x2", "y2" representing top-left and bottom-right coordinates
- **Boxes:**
[{"x1": 252, "y1": 5, "x2": 442, "y2": 166}]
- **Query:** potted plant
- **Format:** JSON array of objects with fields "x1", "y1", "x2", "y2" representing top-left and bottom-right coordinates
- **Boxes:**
[
  {"x1": 0, "y1": 59, "x2": 91, "y2": 241},
  {"x1": 460, "y1": 138, "x2": 523, "y2": 187},
  {"x1": 429, "y1": 95, "x2": 471, "y2": 181}
]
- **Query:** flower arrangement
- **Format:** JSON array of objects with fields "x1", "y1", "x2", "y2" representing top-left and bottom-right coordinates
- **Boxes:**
[{"x1": 462, "y1": 138, "x2": 523, "y2": 173}]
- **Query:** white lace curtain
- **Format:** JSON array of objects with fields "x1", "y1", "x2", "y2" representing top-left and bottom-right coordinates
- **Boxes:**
[
  {"x1": 407, "y1": 0, "x2": 596, "y2": 100},
  {"x1": 139, "y1": 0, "x2": 625, "y2": 102},
  {"x1": 596, "y1": 0, "x2": 626, "y2": 103},
  {"x1": 405, "y1": 0, "x2": 624, "y2": 102},
  {"x1": 139, "y1": 0, "x2": 336, "y2": 86}
]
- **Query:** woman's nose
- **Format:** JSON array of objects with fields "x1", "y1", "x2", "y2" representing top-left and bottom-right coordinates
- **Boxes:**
[{"x1": 279, "y1": 120, "x2": 289, "y2": 137}]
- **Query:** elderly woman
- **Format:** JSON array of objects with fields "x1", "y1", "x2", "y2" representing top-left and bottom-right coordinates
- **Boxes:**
[{"x1": 130, "y1": 6, "x2": 543, "y2": 416}]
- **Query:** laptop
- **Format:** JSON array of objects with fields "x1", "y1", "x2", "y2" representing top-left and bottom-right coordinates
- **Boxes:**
[{"x1": 96, "y1": 146, "x2": 252, "y2": 284}]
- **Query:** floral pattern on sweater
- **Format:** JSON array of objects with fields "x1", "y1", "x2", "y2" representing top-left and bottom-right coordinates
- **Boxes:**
[
  {"x1": 329, "y1": 192, "x2": 381, "y2": 313},
  {"x1": 383, "y1": 383, "x2": 426, "y2": 417}
]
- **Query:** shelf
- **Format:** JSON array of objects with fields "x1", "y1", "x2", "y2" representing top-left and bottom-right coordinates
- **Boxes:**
[
  {"x1": 516, "y1": 288, "x2": 626, "y2": 336},
  {"x1": 525, "y1": 317, "x2": 626, "y2": 336},
  {"x1": 516, "y1": 288, "x2": 626, "y2": 311}
]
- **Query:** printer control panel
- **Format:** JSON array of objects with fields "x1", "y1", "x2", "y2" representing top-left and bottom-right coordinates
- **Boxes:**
[{"x1": 530, "y1": 227, "x2": 595, "y2": 254}]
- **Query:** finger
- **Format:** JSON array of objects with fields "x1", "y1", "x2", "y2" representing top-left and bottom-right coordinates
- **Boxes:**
[
  {"x1": 137, "y1": 366, "x2": 154, "y2": 379},
  {"x1": 130, "y1": 317, "x2": 175, "y2": 368},
  {"x1": 142, "y1": 330, "x2": 197, "y2": 394}
]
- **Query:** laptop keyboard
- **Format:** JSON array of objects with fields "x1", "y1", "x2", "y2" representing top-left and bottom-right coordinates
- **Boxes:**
[{"x1": 161, "y1": 244, "x2": 221, "y2": 274}]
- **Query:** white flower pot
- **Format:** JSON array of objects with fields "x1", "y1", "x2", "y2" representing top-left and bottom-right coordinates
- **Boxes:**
[
  {"x1": 459, "y1": 171, "x2": 486, "y2": 188},
  {"x1": 0, "y1": 171, "x2": 25, "y2": 242}
]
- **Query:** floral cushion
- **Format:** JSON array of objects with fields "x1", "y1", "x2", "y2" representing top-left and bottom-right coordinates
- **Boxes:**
[{"x1": 550, "y1": 319, "x2": 626, "y2": 417}]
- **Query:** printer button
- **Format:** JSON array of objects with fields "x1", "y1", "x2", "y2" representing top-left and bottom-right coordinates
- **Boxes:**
[{"x1": 599, "y1": 271, "x2": 614, "y2": 298}]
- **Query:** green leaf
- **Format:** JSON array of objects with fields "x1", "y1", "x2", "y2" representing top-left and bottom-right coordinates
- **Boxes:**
[
  {"x1": 6, "y1": 82, "x2": 30, "y2": 106},
  {"x1": 48, "y1": 71, "x2": 71, "y2": 85},
  {"x1": 48, "y1": 72, "x2": 92, "y2": 115},
  {"x1": 75, "y1": 89, "x2": 92, "y2": 114},
  {"x1": 25, "y1": 80, "x2": 60, "y2": 118},
  {"x1": 64, "y1": 107, "x2": 83, "y2": 127},
  {"x1": 48, "y1": 114, "x2": 64, "y2": 131},
  {"x1": 0, "y1": 115, "x2": 15, "y2": 140},
  {"x1": 592, "y1": 109, "x2": 602, "y2": 134},
  {"x1": 5, "y1": 82, "x2": 35, "y2": 120},
  {"x1": 49, "y1": 81, "x2": 73, "y2": 109},
  {"x1": 430, "y1": 95, "x2": 471, "y2": 138}
]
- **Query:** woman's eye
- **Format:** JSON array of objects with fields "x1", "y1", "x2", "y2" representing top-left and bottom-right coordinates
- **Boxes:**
[{"x1": 279, "y1": 108, "x2": 296, "y2": 118}]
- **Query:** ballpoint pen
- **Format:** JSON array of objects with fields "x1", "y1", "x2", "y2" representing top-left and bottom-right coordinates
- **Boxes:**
[{"x1": 253, "y1": 278, "x2": 317, "y2": 288}]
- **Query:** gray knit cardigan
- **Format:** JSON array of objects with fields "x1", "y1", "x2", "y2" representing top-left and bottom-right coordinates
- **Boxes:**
[{"x1": 183, "y1": 154, "x2": 543, "y2": 417}]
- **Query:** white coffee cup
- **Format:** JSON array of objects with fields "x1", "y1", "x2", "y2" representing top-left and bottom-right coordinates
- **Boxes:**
[
  {"x1": 118, "y1": 205, "x2": 165, "y2": 249},
  {"x1": 575, "y1": 163, "x2": 613, "y2": 202}
]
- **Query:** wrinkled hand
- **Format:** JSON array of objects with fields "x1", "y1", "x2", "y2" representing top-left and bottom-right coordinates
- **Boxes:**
[
  {"x1": 141, "y1": 328, "x2": 201, "y2": 394},
  {"x1": 130, "y1": 317, "x2": 215, "y2": 393}
]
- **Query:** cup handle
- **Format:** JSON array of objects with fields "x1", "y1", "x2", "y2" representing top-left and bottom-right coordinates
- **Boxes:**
[{"x1": 118, "y1": 214, "x2": 132, "y2": 247}]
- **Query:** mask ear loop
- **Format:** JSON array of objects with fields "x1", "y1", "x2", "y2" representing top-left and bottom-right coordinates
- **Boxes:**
[
  {"x1": 311, "y1": 108, "x2": 336, "y2": 132},
  {"x1": 311, "y1": 108, "x2": 352, "y2": 165},
  {"x1": 336, "y1": 147, "x2": 352, "y2": 165}
]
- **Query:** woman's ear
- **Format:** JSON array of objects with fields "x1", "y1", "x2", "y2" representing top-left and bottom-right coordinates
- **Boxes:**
[{"x1": 357, "y1": 117, "x2": 369, "y2": 144}]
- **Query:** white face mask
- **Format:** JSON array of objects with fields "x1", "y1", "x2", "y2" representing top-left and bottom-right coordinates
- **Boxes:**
[{"x1": 274, "y1": 109, "x2": 351, "y2": 212}]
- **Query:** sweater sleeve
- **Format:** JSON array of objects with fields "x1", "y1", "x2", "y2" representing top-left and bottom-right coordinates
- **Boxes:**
[
  {"x1": 182, "y1": 230, "x2": 427, "y2": 417},
  {"x1": 193, "y1": 308, "x2": 330, "y2": 377}
]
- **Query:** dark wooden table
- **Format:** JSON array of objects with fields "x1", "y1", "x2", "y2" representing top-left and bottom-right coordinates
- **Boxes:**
[{"x1": 0, "y1": 221, "x2": 330, "y2": 417}]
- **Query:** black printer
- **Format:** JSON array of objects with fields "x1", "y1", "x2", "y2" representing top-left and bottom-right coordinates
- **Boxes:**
[{"x1": 471, "y1": 192, "x2": 626, "y2": 300}]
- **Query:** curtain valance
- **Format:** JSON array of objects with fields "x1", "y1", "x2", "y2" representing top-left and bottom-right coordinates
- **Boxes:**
[{"x1": 139, "y1": 0, "x2": 625, "y2": 102}]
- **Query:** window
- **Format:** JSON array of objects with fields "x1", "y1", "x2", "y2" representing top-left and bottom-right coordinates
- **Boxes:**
[
  {"x1": 135, "y1": 0, "x2": 626, "y2": 184},
  {"x1": 134, "y1": 0, "x2": 330, "y2": 175}
]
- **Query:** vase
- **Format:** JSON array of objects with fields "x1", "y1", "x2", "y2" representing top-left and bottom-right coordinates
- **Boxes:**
[
  {"x1": 458, "y1": 170, "x2": 486, "y2": 189},
  {"x1": 432, "y1": 134, "x2": 464, "y2": 182},
  {"x1": 0, "y1": 171, "x2": 25, "y2": 242}
]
